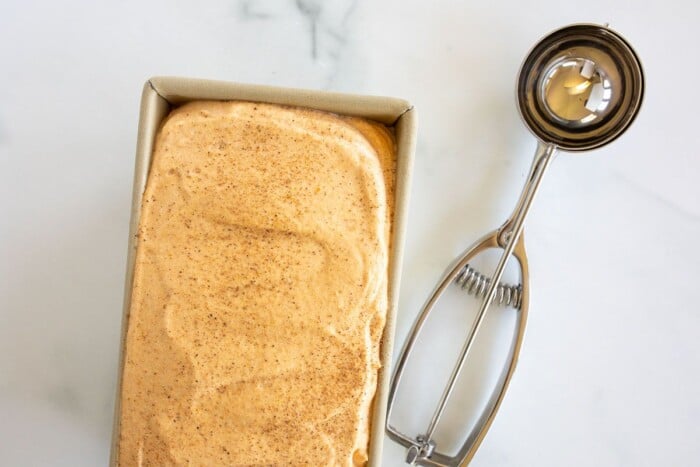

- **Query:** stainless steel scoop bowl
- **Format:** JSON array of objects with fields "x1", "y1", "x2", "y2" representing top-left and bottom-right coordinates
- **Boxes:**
[
  {"x1": 387, "y1": 23, "x2": 644, "y2": 466},
  {"x1": 518, "y1": 23, "x2": 644, "y2": 150}
]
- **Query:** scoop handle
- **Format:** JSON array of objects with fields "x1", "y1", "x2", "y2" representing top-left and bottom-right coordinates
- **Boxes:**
[{"x1": 423, "y1": 141, "x2": 556, "y2": 442}]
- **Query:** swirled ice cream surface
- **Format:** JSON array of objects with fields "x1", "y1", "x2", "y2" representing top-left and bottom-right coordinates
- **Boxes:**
[{"x1": 117, "y1": 100, "x2": 395, "y2": 466}]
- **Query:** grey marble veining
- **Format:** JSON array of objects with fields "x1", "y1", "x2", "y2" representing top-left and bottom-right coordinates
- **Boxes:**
[{"x1": 230, "y1": 0, "x2": 360, "y2": 89}]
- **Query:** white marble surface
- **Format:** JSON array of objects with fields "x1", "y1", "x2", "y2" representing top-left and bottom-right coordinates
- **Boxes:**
[{"x1": 1, "y1": 0, "x2": 699, "y2": 465}]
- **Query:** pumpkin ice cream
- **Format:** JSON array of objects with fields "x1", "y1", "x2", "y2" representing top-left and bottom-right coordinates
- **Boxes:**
[{"x1": 116, "y1": 101, "x2": 396, "y2": 466}]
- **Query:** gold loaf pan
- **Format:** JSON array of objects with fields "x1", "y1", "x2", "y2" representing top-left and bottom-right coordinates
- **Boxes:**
[{"x1": 110, "y1": 77, "x2": 417, "y2": 466}]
